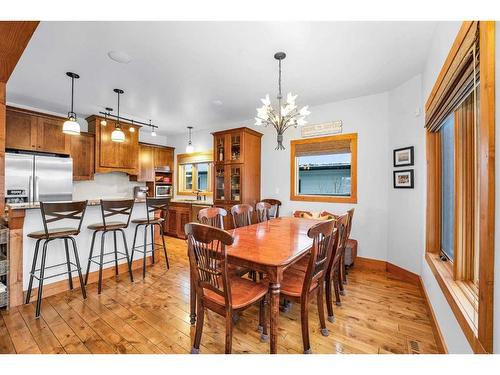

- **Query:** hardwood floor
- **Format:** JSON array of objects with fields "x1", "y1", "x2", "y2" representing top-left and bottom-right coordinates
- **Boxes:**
[{"x1": 0, "y1": 236, "x2": 441, "y2": 354}]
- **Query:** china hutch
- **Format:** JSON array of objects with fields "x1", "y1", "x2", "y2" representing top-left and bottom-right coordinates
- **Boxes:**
[{"x1": 212, "y1": 127, "x2": 262, "y2": 229}]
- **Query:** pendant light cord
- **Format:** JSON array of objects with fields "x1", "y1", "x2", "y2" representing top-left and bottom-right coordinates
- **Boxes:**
[{"x1": 116, "y1": 91, "x2": 120, "y2": 127}]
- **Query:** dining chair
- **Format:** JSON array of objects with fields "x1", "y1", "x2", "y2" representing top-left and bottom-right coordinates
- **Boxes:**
[
  {"x1": 261, "y1": 198, "x2": 282, "y2": 218},
  {"x1": 186, "y1": 223, "x2": 268, "y2": 354},
  {"x1": 279, "y1": 219, "x2": 337, "y2": 354},
  {"x1": 198, "y1": 207, "x2": 227, "y2": 229},
  {"x1": 344, "y1": 208, "x2": 357, "y2": 269},
  {"x1": 325, "y1": 213, "x2": 349, "y2": 322},
  {"x1": 231, "y1": 204, "x2": 253, "y2": 228},
  {"x1": 256, "y1": 201, "x2": 272, "y2": 223}
]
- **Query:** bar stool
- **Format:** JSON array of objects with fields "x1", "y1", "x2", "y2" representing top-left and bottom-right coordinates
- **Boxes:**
[
  {"x1": 84, "y1": 199, "x2": 135, "y2": 294},
  {"x1": 25, "y1": 201, "x2": 88, "y2": 318},
  {"x1": 130, "y1": 197, "x2": 170, "y2": 279}
]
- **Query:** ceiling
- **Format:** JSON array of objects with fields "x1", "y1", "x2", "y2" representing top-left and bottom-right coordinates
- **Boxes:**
[{"x1": 7, "y1": 21, "x2": 437, "y2": 136}]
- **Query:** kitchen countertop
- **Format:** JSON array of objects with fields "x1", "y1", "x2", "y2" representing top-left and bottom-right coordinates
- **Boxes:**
[{"x1": 170, "y1": 198, "x2": 213, "y2": 206}]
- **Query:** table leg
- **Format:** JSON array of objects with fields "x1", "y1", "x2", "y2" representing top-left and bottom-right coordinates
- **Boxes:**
[
  {"x1": 269, "y1": 282, "x2": 280, "y2": 354},
  {"x1": 190, "y1": 275, "x2": 196, "y2": 325}
]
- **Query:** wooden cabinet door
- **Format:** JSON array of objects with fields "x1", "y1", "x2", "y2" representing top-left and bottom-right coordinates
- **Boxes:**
[
  {"x1": 166, "y1": 207, "x2": 178, "y2": 236},
  {"x1": 37, "y1": 116, "x2": 70, "y2": 154},
  {"x1": 5, "y1": 110, "x2": 37, "y2": 151},
  {"x1": 177, "y1": 209, "x2": 190, "y2": 239},
  {"x1": 228, "y1": 164, "x2": 242, "y2": 203},
  {"x1": 227, "y1": 131, "x2": 243, "y2": 163},
  {"x1": 153, "y1": 147, "x2": 173, "y2": 170},
  {"x1": 138, "y1": 144, "x2": 155, "y2": 181},
  {"x1": 70, "y1": 133, "x2": 94, "y2": 180}
]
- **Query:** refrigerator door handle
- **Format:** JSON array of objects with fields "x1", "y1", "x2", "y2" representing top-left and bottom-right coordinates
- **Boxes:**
[
  {"x1": 28, "y1": 176, "x2": 33, "y2": 203},
  {"x1": 34, "y1": 176, "x2": 40, "y2": 202}
]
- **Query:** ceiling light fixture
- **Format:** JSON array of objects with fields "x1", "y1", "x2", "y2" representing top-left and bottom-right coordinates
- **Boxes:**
[
  {"x1": 254, "y1": 52, "x2": 310, "y2": 150},
  {"x1": 111, "y1": 89, "x2": 125, "y2": 143},
  {"x1": 107, "y1": 50, "x2": 132, "y2": 64},
  {"x1": 186, "y1": 126, "x2": 194, "y2": 153},
  {"x1": 150, "y1": 120, "x2": 156, "y2": 137},
  {"x1": 100, "y1": 107, "x2": 113, "y2": 126},
  {"x1": 62, "y1": 72, "x2": 81, "y2": 135},
  {"x1": 129, "y1": 120, "x2": 135, "y2": 133}
]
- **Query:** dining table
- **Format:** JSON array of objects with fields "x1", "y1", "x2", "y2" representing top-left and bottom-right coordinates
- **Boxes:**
[{"x1": 189, "y1": 216, "x2": 319, "y2": 354}]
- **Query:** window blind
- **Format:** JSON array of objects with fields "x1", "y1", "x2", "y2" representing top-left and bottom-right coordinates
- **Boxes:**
[{"x1": 294, "y1": 138, "x2": 351, "y2": 157}]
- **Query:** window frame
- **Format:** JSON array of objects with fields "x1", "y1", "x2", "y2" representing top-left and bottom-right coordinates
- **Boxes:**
[
  {"x1": 290, "y1": 133, "x2": 358, "y2": 204},
  {"x1": 176, "y1": 150, "x2": 213, "y2": 196},
  {"x1": 425, "y1": 21, "x2": 495, "y2": 353}
]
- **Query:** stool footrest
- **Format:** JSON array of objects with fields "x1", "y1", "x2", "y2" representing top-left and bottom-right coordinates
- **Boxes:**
[
  {"x1": 31, "y1": 261, "x2": 82, "y2": 281},
  {"x1": 132, "y1": 243, "x2": 166, "y2": 253}
]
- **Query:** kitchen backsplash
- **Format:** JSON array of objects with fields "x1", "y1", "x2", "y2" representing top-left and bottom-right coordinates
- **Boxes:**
[{"x1": 73, "y1": 172, "x2": 145, "y2": 200}]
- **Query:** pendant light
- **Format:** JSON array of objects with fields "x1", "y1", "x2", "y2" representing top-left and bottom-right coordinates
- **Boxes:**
[
  {"x1": 111, "y1": 89, "x2": 126, "y2": 143},
  {"x1": 150, "y1": 120, "x2": 156, "y2": 137},
  {"x1": 129, "y1": 119, "x2": 135, "y2": 133},
  {"x1": 62, "y1": 72, "x2": 81, "y2": 135},
  {"x1": 186, "y1": 126, "x2": 194, "y2": 153},
  {"x1": 100, "y1": 107, "x2": 113, "y2": 126}
]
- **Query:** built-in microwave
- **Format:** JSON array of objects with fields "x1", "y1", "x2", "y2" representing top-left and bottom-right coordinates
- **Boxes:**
[{"x1": 155, "y1": 184, "x2": 172, "y2": 197}]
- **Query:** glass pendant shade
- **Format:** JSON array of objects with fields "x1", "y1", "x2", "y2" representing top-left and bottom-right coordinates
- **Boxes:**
[
  {"x1": 151, "y1": 130, "x2": 157, "y2": 137},
  {"x1": 129, "y1": 126, "x2": 135, "y2": 133},
  {"x1": 111, "y1": 126, "x2": 125, "y2": 142},
  {"x1": 62, "y1": 117, "x2": 80, "y2": 135},
  {"x1": 100, "y1": 119, "x2": 107, "y2": 126},
  {"x1": 186, "y1": 142, "x2": 194, "y2": 153}
]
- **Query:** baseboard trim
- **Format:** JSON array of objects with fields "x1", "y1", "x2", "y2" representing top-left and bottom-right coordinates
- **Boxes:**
[{"x1": 354, "y1": 256, "x2": 448, "y2": 353}]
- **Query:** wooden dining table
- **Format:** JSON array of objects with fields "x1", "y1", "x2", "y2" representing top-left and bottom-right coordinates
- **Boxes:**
[{"x1": 189, "y1": 216, "x2": 319, "y2": 354}]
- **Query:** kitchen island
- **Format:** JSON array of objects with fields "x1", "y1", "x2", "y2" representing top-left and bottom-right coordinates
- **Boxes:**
[{"x1": 5, "y1": 198, "x2": 162, "y2": 307}]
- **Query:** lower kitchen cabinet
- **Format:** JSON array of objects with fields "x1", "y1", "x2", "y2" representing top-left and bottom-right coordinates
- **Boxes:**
[{"x1": 164, "y1": 202, "x2": 211, "y2": 239}]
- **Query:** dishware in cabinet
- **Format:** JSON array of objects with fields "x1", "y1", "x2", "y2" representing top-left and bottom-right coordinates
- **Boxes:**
[
  {"x1": 230, "y1": 165, "x2": 242, "y2": 202},
  {"x1": 215, "y1": 165, "x2": 226, "y2": 201}
]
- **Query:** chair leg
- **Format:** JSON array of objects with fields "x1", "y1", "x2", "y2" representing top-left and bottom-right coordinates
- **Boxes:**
[
  {"x1": 35, "y1": 241, "x2": 49, "y2": 319},
  {"x1": 69, "y1": 237, "x2": 87, "y2": 300},
  {"x1": 64, "y1": 239, "x2": 73, "y2": 290},
  {"x1": 150, "y1": 224, "x2": 155, "y2": 264},
  {"x1": 119, "y1": 229, "x2": 134, "y2": 282},
  {"x1": 341, "y1": 253, "x2": 348, "y2": 285},
  {"x1": 26, "y1": 239, "x2": 41, "y2": 304},
  {"x1": 338, "y1": 262, "x2": 346, "y2": 296},
  {"x1": 325, "y1": 275, "x2": 335, "y2": 323},
  {"x1": 131, "y1": 224, "x2": 139, "y2": 265},
  {"x1": 98, "y1": 232, "x2": 106, "y2": 294},
  {"x1": 333, "y1": 271, "x2": 342, "y2": 306},
  {"x1": 158, "y1": 223, "x2": 169, "y2": 269},
  {"x1": 142, "y1": 224, "x2": 147, "y2": 279},
  {"x1": 317, "y1": 283, "x2": 328, "y2": 336},
  {"x1": 113, "y1": 231, "x2": 119, "y2": 276},
  {"x1": 189, "y1": 274, "x2": 196, "y2": 325},
  {"x1": 84, "y1": 230, "x2": 98, "y2": 285},
  {"x1": 300, "y1": 298, "x2": 311, "y2": 354},
  {"x1": 191, "y1": 298, "x2": 204, "y2": 354},
  {"x1": 225, "y1": 310, "x2": 234, "y2": 354}
]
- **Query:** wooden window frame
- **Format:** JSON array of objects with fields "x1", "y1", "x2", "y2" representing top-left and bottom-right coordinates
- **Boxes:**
[
  {"x1": 425, "y1": 21, "x2": 495, "y2": 353},
  {"x1": 290, "y1": 133, "x2": 358, "y2": 204},
  {"x1": 177, "y1": 150, "x2": 213, "y2": 196}
]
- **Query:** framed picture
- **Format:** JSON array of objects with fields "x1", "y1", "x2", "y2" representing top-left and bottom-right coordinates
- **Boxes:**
[
  {"x1": 393, "y1": 169, "x2": 414, "y2": 189},
  {"x1": 393, "y1": 146, "x2": 414, "y2": 167}
]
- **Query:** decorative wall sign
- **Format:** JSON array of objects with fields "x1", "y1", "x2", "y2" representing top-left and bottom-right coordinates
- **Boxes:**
[
  {"x1": 393, "y1": 169, "x2": 414, "y2": 189},
  {"x1": 301, "y1": 120, "x2": 342, "y2": 138},
  {"x1": 393, "y1": 146, "x2": 414, "y2": 167}
]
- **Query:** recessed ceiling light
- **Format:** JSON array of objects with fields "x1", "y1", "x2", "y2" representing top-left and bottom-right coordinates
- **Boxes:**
[
  {"x1": 107, "y1": 51, "x2": 132, "y2": 64},
  {"x1": 212, "y1": 99, "x2": 223, "y2": 106}
]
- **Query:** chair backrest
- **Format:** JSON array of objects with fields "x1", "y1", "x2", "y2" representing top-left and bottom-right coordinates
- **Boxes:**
[
  {"x1": 327, "y1": 213, "x2": 350, "y2": 275},
  {"x1": 198, "y1": 207, "x2": 227, "y2": 229},
  {"x1": 231, "y1": 204, "x2": 253, "y2": 228},
  {"x1": 100, "y1": 199, "x2": 135, "y2": 230},
  {"x1": 185, "y1": 222, "x2": 234, "y2": 307},
  {"x1": 40, "y1": 201, "x2": 88, "y2": 237},
  {"x1": 302, "y1": 219, "x2": 337, "y2": 296},
  {"x1": 256, "y1": 201, "x2": 272, "y2": 223},
  {"x1": 346, "y1": 208, "x2": 355, "y2": 239},
  {"x1": 145, "y1": 197, "x2": 170, "y2": 224},
  {"x1": 261, "y1": 198, "x2": 282, "y2": 218}
]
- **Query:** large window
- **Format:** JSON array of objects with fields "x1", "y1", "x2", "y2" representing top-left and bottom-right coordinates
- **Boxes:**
[
  {"x1": 425, "y1": 21, "x2": 494, "y2": 353},
  {"x1": 177, "y1": 151, "x2": 213, "y2": 196},
  {"x1": 290, "y1": 133, "x2": 357, "y2": 203}
]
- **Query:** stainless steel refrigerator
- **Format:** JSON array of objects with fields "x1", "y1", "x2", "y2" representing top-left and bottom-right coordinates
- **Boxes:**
[{"x1": 5, "y1": 152, "x2": 73, "y2": 204}]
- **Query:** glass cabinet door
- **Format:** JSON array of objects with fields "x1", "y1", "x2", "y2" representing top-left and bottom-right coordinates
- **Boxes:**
[
  {"x1": 215, "y1": 165, "x2": 226, "y2": 201},
  {"x1": 215, "y1": 135, "x2": 225, "y2": 163},
  {"x1": 230, "y1": 166, "x2": 242, "y2": 202},
  {"x1": 230, "y1": 133, "x2": 241, "y2": 162}
]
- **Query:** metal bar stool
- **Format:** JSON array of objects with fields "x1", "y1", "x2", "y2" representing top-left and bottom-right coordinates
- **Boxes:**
[
  {"x1": 130, "y1": 197, "x2": 170, "y2": 279},
  {"x1": 26, "y1": 201, "x2": 88, "y2": 318},
  {"x1": 84, "y1": 199, "x2": 135, "y2": 294}
]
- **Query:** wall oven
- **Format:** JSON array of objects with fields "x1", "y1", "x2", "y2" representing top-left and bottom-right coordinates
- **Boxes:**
[{"x1": 155, "y1": 184, "x2": 172, "y2": 197}]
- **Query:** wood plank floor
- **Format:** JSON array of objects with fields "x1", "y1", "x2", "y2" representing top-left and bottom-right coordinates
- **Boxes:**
[{"x1": 0, "y1": 236, "x2": 441, "y2": 354}]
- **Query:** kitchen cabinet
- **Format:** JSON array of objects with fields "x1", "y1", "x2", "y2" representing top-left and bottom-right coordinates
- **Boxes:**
[
  {"x1": 6, "y1": 107, "x2": 70, "y2": 154},
  {"x1": 164, "y1": 201, "x2": 211, "y2": 239},
  {"x1": 137, "y1": 144, "x2": 155, "y2": 182},
  {"x1": 153, "y1": 146, "x2": 174, "y2": 170},
  {"x1": 86, "y1": 115, "x2": 141, "y2": 175},
  {"x1": 70, "y1": 132, "x2": 95, "y2": 180}
]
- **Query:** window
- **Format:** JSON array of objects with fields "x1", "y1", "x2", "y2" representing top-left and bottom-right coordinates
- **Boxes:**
[
  {"x1": 177, "y1": 151, "x2": 213, "y2": 196},
  {"x1": 290, "y1": 133, "x2": 357, "y2": 203},
  {"x1": 425, "y1": 21, "x2": 494, "y2": 353}
]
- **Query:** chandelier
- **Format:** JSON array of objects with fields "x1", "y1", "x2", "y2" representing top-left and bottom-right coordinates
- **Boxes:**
[{"x1": 255, "y1": 52, "x2": 310, "y2": 150}]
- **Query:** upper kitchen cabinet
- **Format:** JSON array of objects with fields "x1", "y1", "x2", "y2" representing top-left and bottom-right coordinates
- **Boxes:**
[
  {"x1": 153, "y1": 146, "x2": 174, "y2": 170},
  {"x1": 214, "y1": 129, "x2": 245, "y2": 164},
  {"x1": 70, "y1": 132, "x2": 95, "y2": 181},
  {"x1": 86, "y1": 115, "x2": 141, "y2": 175},
  {"x1": 6, "y1": 107, "x2": 71, "y2": 154},
  {"x1": 136, "y1": 143, "x2": 175, "y2": 182}
]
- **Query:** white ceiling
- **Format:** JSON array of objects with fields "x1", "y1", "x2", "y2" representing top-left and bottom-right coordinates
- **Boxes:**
[{"x1": 7, "y1": 21, "x2": 437, "y2": 136}]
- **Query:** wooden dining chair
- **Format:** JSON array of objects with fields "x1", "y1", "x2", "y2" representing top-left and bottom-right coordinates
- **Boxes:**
[
  {"x1": 256, "y1": 201, "x2": 272, "y2": 223},
  {"x1": 325, "y1": 213, "x2": 349, "y2": 322},
  {"x1": 231, "y1": 204, "x2": 253, "y2": 228},
  {"x1": 186, "y1": 223, "x2": 269, "y2": 354},
  {"x1": 261, "y1": 198, "x2": 282, "y2": 218},
  {"x1": 279, "y1": 219, "x2": 337, "y2": 354},
  {"x1": 343, "y1": 207, "x2": 357, "y2": 271},
  {"x1": 198, "y1": 207, "x2": 227, "y2": 229}
]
